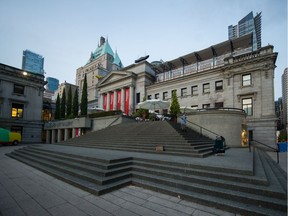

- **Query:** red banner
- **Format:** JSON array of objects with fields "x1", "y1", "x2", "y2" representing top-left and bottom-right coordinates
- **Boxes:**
[
  {"x1": 110, "y1": 92, "x2": 114, "y2": 111},
  {"x1": 124, "y1": 88, "x2": 129, "y2": 115},
  {"x1": 103, "y1": 94, "x2": 107, "y2": 111},
  {"x1": 117, "y1": 90, "x2": 121, "y2": 110}
]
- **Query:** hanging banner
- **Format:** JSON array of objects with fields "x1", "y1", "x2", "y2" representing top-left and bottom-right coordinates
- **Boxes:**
[
  {"x1": 117, "y1": 90, "x2": 121, "y2": 110},
  {"x1": 110, "y1": 92, "x2": 114, "y2": 111},
  {"x1": 103, "y1": 94, "x2": 107, "y2": 111},
  {"x1": 124, "y1": 88, "x2": 130, "y2": 115}
]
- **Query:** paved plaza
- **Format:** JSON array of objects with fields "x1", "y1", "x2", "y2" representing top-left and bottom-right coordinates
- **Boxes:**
[{"x1": 0, "y1": 144, "x2": 287, "y2": 216}]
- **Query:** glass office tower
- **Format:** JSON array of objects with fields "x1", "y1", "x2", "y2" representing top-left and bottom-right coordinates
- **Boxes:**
[
  {"x1": 46, "y1": 77, "x2": 59, "y2": 92},
  {"x1": 228, "y1": 11, "x2": 261, "y2": 51},
  {"x1": 22, "y1": 50, "x2": 45, "y2": 75}
]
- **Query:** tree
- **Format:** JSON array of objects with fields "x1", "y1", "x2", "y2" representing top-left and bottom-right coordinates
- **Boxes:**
[
  {"x1": 80, "y1": 74, "x2": 88, "y2": 116},
  {"x1": 60, "y1": 88, "x2": 66, "y2": 119},
  {"x1": 66, "y1": 86, "x2": 72, "y2": 117},
  {"x1": 169, "y1": 90, "x2": 180, "y2": 117},
  {"x1": 55, "y1": 93, "x2": 61, "y2": 120},
  {"x1": 72, "y1": 88, "x2": 79, "y2": 117}
]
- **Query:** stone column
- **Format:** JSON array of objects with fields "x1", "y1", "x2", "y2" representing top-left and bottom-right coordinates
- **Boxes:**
[
  {"x1": 121, "y1": 88, "x2": 125, "y2": 112},
  {"x1": 129, "y1": 86, "x2": 134, "y2": 114},
  {"x1": 99, "y1": 93, "x2": 103, "y2": 109},
  {"x1": 107, "y1": 92, "x2": 110, "y2": 111},
  {"x1": 46, "y1": 130, "x2": 51, "y2": 144},
  {"x1": 113, "y1": 90, "x2": 117, "y2": 110},
  {"x1": 64, "y1": 128, "x2": 69, "y2": 141},
  {"x1": 51, "y1": 130, "x2": 56, "y2": 144},
  {"x1": 57, "y1": 129, "x2": 62, "y2": 143},
  {"x1": 72, "y1": 128, "x2": 76, "y2": 138}
]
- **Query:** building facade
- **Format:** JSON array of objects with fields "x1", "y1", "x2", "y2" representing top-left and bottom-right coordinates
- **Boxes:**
[
  {"x1": 76, "y1": 37, "x2": 123, "y2": 108},
  {"x1": 282, "y1": 68, "x2": 288, "y2": 131},
  {"x1": 0, "y1": 63, "x2": 46, "y2": 143},
  {"x1": 95, "y1": 34, "x2": 278, "y2": 146},
  {"x1": 22, "y1": 50, "x2": 45, "y2": 75},
  {"x1": 228, "y1": 11, "x2": 262, "y2": 51}
]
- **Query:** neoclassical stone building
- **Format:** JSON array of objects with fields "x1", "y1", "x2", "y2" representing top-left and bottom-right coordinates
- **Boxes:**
[
  {"x1": 96, "y1": 33, "x2": 278, "y2": 145},
  {"x1": 0, "y1": 63, "x2": 46, "y2": 143}
]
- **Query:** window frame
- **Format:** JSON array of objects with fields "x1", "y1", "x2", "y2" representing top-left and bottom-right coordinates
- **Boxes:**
[
  {"x1": 191, "y1": 85, "x2": 198, "y2": 96},
  {"x1": 215, "y1": 80, "x2": 223, "y2": 91},
  {"x1": 163, "y1": 91, "x2": 168, "y2": 100},
  {"x1": 203, "y1": 83, "x2": 210, "y2": 94},
  {"x1": 13, "y1": 84, "x2": 25, "y2": 95},
  {"x1": 181, "y1": 87, "x2": 187, "y2": 97},
  {"x1": 155, "y1": 93, "x2": 159, "y2": 99},
  {"x1": 242, "y1": 74, "x2": 252, "y2": 86},
  {"x1": 242, "y1": 98, "x2": 253, "y2": 116},
  {"x1": 11, "y1": 103, "x2": 24, "y2": 118}
]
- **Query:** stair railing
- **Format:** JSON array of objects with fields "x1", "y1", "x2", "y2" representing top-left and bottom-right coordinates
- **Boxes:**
[
  {"x1": 249, "y1": 139, "x2": 279, "y2": 164},
  {"x1": 179, "y1": 117, "x2": 221, "y2": 139}
]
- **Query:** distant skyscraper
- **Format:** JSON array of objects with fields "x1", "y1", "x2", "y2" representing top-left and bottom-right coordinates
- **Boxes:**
[
  {"x1": 22, "y1": 50, "x2": 44, "y2": 75},
  {"x1": 46, "y1": 77, "x2": 59, "y2": 92},
  {"x1": 228, "y1": 11, "x2": 262, "y2": 51}
]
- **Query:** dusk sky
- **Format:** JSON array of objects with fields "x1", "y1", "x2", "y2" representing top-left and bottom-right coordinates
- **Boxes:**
[{"x1": 0, "y1": 0, "x2": 287, "y2": 99}]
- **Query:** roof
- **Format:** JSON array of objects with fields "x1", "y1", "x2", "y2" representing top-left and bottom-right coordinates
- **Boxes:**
[
  {"x1": 86, "y1": 40, "x2": 114, "y2": 65},
  {"x1": 152, "y1": 33, "x2": 253, "y2": 74},
  {"x1": 113, "y1": 51, "x2": 123, "y2": 67}
]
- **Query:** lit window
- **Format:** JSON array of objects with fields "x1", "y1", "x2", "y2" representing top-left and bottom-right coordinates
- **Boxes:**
[
  {"x1": 203, "y1": 83, "x2": 210, "y2": 93},
  {"x1": 202, "y1": 104, "x2": 210, "y2": 109},
  {"x1": 13, "y1": 84, "x2": 25, "y2": 95},
  {"x1": 181, "y1": 88, "x2": 187, "y2": 97},
  {"x1": 11, "y1": 103, "x2": 24, "y2": 118},
  {"x1": 215, "y1": 80, "x2": 223, "y2": 91},
  {"x1": 242, "y1": 74, "x2": 251, "y2": 86},
  {"x1": 191, "y1": 86, "x2": 198, "y2": 95},
  {"x1": 242, "y1": 98, "x2": 253, "y2": 116}
]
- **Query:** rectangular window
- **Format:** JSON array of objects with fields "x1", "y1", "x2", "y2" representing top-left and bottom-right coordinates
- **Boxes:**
[
  {"x1": 171, "y1": 89, "x2": 177, "y2": 96},
  {"x1": 147, "y1": 95, "x2": 152, "y2": 100},
  {"x1": 242, "y1": 98, "x2": 253, "y2": 116},
  {"x1": 242, "y1": 74, "x2": 251, "y2": 86},
  {"x1": 203, "y1": 83, "x2": 210, "y2": 94},
  {"x1": 202, "y1": 104, "x2": 210, "y2": 109},
  {"x1": 215, "y1": 102, "x2": 224, "y2": 108},
  {"x1": 215, "y1": 80, "x2": 223, "y2": 91},
  {"x1": 13, "y1": 84, "x2": 25, "y2": 95},
  {"x1": 136, "y1": 93, "x2": 140, "y2": 104},
  {"x1": 163, "y1": 92, "x2": 168, "y2": 100},
  {"x1": 11, "y1": 103, "x2": 24, "y2": 118},
  {"x1": 155, "y1": 93, "x2": 159, "y2": 99},
  {"x1": 181, "y1": 88, "x2": 187, "y2": 97},
  {"x1": 191, "y1": 86, "x2": 198, "y2": 95}
]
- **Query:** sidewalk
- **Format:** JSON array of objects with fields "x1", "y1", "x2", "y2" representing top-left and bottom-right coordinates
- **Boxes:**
[{"x1": 0, "y1": 145, "x2": 237, "y2": 216}]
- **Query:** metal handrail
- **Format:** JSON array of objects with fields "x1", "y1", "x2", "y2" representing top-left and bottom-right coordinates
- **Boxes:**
[
  {"x1": 180, "y1": 117, "x2": 221, "y2": 138},
  {"x1": 249, "y1": 139, "x2": 279, "y2": 164}
]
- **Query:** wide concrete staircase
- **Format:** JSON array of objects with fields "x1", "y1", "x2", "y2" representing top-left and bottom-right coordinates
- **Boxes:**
[
  {"x1": 58, "y1": 121, "x2": 214, "y2": 157},
  {"x1": 7, "y1": 145, "x2": 287, "y2": 216}
]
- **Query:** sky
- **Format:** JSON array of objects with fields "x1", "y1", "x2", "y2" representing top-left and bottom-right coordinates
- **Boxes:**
[{"x1": 0, "y1": 0, "x2": 287, "y2": 99}]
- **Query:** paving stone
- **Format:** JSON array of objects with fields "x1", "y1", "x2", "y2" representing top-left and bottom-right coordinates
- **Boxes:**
[
  {"x1": 120, "y1": 201, "x2": 165, "y2": 216},
  {"x1": 34, "y1": 192, "x2": 66, "y2": 209},
  {"x1": 143, "y1": 201, "x2": 191, "y2": 216},
  {"x1": 0, "y1": 205, "x2": 26, "y2": 216},
  {"x1": 49, "y1": 203, "x2": 88, "y2": 216},
  {"x1": 111, "y1": 207, "x2": 140, "y2": 216},
  {"x1": 119, "y1": 186, "x2": 152, "y2": 200},
  {"x1": 0, "y1": 196, "x2": 17, "y2": 210},
  {"x1": 112, "y1": 190, "x2": 146, "y2": 205},
  {"x1": 84, "y1": 195, "x2": 121, "y2": 213},
  {"x1": 74, "y1": 200, "x2": 113, "y2": 216},
  {"x1": 100, "y1": 193, "x2": 127, "y2": 206},
  {"x1": 17, "y1": 198, "x2": 50, "y2": 216},
  {"x1": 147, "y1": 196, "x2": 196, "y2": 215}
]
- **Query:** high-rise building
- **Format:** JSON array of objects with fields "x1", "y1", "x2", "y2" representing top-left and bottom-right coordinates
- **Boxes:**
[
  {"x1": 22, "y1": 50, "x2": 44, "y2": 75},
  {"x1": 282, "y1": 68, "x2": 288, "y2": 131},
  {"x1": 46, "y1": 77, "x2": 59, "y2": 92},
  {"x1": 228, "y1": 11, "x2": 261, "y2": 51}
]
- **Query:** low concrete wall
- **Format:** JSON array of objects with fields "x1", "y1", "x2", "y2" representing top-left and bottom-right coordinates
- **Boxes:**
[
  {"x1": 90, "y1": 115, "x2": 134, "y2": 132},
  {"x1": 183, "y1": 109, "x2": 246, "y2": 148},
  {"x1": 44, "y1": 117, "x2": 91, "y2": 130}
]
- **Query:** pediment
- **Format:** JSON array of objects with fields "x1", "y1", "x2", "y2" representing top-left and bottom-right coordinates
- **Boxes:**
[{"x1": 99, "y1": 71, "x2": 133, "y2": 86}]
